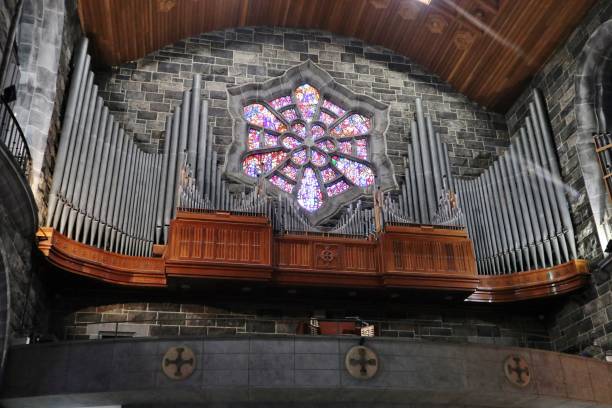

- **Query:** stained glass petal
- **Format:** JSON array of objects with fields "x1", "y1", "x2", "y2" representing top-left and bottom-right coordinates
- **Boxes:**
[
  {"x1": 338, "y1": 141, "x2": 352, "y2": 155},
  {"x1": 326, "y1": 180, "x2": 351, "y2": 197},
  {"x1": 323, "y1": 100, "x2": 346, "y2": 117},
  {"x1": 297, "y1": 167, "x2": 323, "y2": 212},
  {"x1": 355, "y1": 138, "x2": 368, "y2": 159},
  {"x1": 311, "y1": 125, "x2": 325, "y2": 140},
  {"x1": 264, "y1": 132, "x2": 279, "y2": 147},
  {"x1": 331, "y1": 156, "x2": 375, "y2": 188},
  {"x1": 282, "y1": 136, "x2": 302, "y2": 149},
  {"x1": 319, "y1": 112, "x2": 336, "y2": 126},
  {"x1": 281, "y1": 109, "x2": 299, "y2": 122},
  {"x1": 269, "y1": 96, "x2": 292, "y2": 110},
  {"x1": 242, "y1": 151, "x2": 288, "y2": 177},
  {"x1": 295, "y1": 84, "x2": 320, "y2": 122},
  {"x1": 321, "y1": 167, "x2": 339, "y2": 183},
  {"x1": 244, "y1": 104, "x2": 287, "y2": 133},
  {"x1": 316, "y1": 140, "x2": 335, "y2": 153},
  {"x1": 247, "y1": 128, "x2": 261, "y2": 150},
  {"x1": 291, "y1": 149, "x2": 308, "y2": 165},
  {"x1": 311, "y1": 150, "x2": 327, "y2": 167},
  {"x1": 280, "y1": 164, "x2": 298, "y2": 180},
  {"x1": 270, "y1": 175, "x2": 294, "y2": 193},
  {"x1": 291, "y1": 123, "x2": 306, "y2": 138},
  {"x1": 330, "y1": 114, "x2": 370, "y2": 138}
]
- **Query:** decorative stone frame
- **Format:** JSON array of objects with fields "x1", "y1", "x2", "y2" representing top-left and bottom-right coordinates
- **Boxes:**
[
  {"x1": 225, "y1": 61, "x2": 397, "y2": 225},
  {"x1": 575, "y1": 19, "x2": 612, "y2": 251}
]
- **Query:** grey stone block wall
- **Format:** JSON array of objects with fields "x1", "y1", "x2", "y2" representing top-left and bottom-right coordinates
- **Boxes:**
[
  {"x1": 12, "y1": 0, "x2": 81, "y2": 220},
  {"x1": 0, "y1": 0, "x2": 18, "y2": 62},
  {"x1": 506, "y1": 0, "x2": 612, "y2": 357},
  {"x1": 3, "y1": 337, "x2": 612, "y2": 407},
  {"x1": 94, "y1": 27, "x2": 509, "y2": 178},
  {"x1": 52, "y1": 300, "x2": 551, "y2": 350},
  {"x1": 0, "y1": 201, "x2": 46, "y2": 340}
]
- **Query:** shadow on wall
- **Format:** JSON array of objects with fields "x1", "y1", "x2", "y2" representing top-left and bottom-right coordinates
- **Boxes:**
[
  {"x1": 575, "y1": 18, "x2": 612, "y2": 251},
  {"x1": 0, "y1": 142, "x2": 40, "y2": 375}
]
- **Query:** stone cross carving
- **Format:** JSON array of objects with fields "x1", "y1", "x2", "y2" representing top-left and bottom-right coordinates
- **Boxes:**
[
  {"x1": 504, "y1": 355, "x2": 531, "y2": 387},
  {"x1": 345, "y1": 345, "x2": 379, "y2": 379},
  {"x1": 162, "y1": 346, "x2": 196, "y2": 380}
]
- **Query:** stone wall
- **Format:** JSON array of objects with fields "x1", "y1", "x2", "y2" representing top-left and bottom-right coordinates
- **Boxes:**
[
  {"x1": 94, "y1": 27, "x2": 509, "y2": 178},
  {"x1": 12, "y1": 0, "x2": 81, "y2": 219},
  {"x1": 0, "y1": 0, "x2": 18, "y2": 66},
  {"x1": 0, "y1": 0, "x2": 19, "y2": 91},
  {"x1": 0, "y1": 204, "x2": 46, "y2": 340},
  {"x1": 506, "y1": 0, "x2": 612, "y2": 357},
  {"x1": 51, "y1": 297, "x2": 551, "y2": 350}
]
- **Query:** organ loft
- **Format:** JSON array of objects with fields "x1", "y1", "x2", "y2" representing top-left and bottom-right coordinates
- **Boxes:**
[{"x1": 0, "y1": 0, "x2": 611, "y2": 407}]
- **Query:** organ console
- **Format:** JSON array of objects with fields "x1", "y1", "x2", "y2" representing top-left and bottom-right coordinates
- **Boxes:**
[{"x1": 40, "y1": 37, "x2": 588, "y2": 301}]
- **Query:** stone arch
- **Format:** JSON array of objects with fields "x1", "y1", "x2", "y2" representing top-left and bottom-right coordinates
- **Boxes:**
[{"x1": 575, "y1": 19, "x2": 612, "y2": 251}]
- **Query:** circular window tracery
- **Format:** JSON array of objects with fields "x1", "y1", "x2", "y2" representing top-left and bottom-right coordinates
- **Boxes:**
[{"x1": 240, "y1": 83, "x2": 376, "y2": 213}]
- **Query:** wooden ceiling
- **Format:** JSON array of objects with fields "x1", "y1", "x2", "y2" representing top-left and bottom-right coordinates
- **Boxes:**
[{"x1": 78, "y1": 0, "x2": 596, "y2": 112}]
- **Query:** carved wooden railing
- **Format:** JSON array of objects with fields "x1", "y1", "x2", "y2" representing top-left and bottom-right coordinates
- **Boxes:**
[
  {"x1": 37, "y1": 210, "x2": 590, "y2": 302},
  {"x1": 380, "y1": 225, "x2": 478, "y2": 291},
  {"x1": 164, "y1": 211, "x2": 273, "y2": 281},
  {"x1": 0, "y1": 99, "x2": 31, "y2": 180}
]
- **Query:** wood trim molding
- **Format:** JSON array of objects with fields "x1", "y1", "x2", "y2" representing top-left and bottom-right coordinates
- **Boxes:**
[
  {"x1": 467, "y1": 259, "x2": 590, "y2": 302},
  {"x1": 36, "y1": 213, "x2": 590, "y2": 301},
  {"x1": 37, "y1": 227, "x2": 166, "y2": 287}
]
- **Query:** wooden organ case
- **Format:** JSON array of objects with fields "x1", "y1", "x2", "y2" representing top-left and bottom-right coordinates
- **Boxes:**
[{"x1": 38, "y1": 209, "x2": 588, "y2": 302}]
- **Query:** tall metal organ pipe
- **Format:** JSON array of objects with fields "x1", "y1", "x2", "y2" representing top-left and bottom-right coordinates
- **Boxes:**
[
  {"x1": 47, "y1": 38, "x2": 89, "y2": 228},
  {"x1": 457, "y1": 91, "x2": 578, "y2": 275},
  {"x1": 47, "y1": 38, "x2": 219, "y2": 255}
]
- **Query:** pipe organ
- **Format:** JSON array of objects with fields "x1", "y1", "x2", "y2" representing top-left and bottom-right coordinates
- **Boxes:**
[
  {"x1": 46, "y1": 39, "x2": 233, "y2": 256},
  {"x1": 47, "y1": 39, "x2": 163, "y2": 256},
  {"x1": 456, "y1": 89, "x2": 577, "y2": 275},
  {"x1": 383, "y1": 98, "x2": 460, "y2": 227},
  {"x1": 45, "y1": 38, "x2": 581, "y2": 287}
]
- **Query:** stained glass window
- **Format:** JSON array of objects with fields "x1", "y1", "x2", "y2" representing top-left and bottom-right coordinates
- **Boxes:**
[
  {"x1": 270, "y1": 175, "x2": 295, "y2": 193},
  {"x1": 297, "y1": 167, "x2": 323, "y2": 211},
  {"x1": 327, "y1": 180, "x2": 351, "y2": 197},
  {"x1": 240, "y1": 83, "x2": 377, "y2": 213}
]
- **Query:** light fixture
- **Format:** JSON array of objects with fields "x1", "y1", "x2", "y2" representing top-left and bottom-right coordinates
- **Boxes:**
[{"x1": 416, "y1": 0, "x2": 432, "y2": 5}]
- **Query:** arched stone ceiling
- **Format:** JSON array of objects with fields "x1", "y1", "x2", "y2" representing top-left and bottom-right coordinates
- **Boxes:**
[{"x1": 77, "y1": 0, "x2": 596, "y2": 112}]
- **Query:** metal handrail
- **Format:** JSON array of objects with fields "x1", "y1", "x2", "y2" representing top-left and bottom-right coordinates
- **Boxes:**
[{"x1": 0, "y1": 98, "x2": 31, "y2": 180}]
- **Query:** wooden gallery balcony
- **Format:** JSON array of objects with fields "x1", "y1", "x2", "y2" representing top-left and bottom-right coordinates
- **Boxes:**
[{"x1": 37, "y1": 211, "x2": 589, "y2": 302}]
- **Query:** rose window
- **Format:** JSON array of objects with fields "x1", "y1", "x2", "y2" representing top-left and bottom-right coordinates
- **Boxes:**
[{"x1": 240, "y1": 84, "x2": 376, "y2": 213}]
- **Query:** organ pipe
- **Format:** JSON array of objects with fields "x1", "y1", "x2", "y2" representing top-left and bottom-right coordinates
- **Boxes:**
[
  {"x1": 533, "y1": 89, "x2": 577, "y2": 260},
  {"x1": 457, "y1": 91, "x2": 578, "y2": 275},
  {"x1": 47, "y1": 38, "x2": 89, "y2": 228},
  {"x1": 47, "y1": 38, "x2": 222, "y2": 256}
]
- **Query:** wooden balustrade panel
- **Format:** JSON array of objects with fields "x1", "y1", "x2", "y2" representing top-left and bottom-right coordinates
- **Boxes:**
[
  {"x1": 274, "y1": 234, "x2": 379, "y2": 287},
  {"x1": 164, "y1": 211, "x2": 273, "y2": 281},
  {"x1": 37, "y1": 213, "x2": 590, "y2": 301},
  {"x1": 380, "y1": 225, "x2": 479, "y2": 291}
]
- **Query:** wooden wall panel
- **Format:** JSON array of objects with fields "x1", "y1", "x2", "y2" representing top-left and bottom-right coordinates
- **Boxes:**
[{"x1": 77, "y1": 0, "x2": 597, "y2": 111}]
